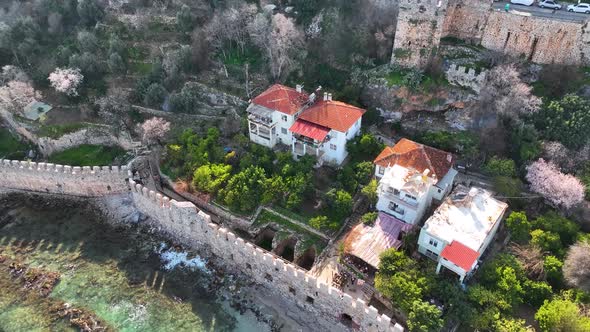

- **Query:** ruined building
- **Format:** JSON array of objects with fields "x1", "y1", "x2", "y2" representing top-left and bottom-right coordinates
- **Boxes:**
[{"x1": 392, "y1": 0, "x2": 590, "y2": 68}]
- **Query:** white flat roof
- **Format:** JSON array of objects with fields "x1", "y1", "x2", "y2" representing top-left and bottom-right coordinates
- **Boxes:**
[
  {"x1": 379, "y1": 164, "x2": 433, "y2": 197},
  {"x1": 423, "y1": 185, "x2": 508, "y2": 252}
]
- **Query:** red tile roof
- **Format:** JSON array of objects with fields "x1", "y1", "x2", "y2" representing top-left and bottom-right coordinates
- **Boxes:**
[
  {"x1": 251, "y1": 84, "x2": 309, "y2": 115},
  {"x1": 440, "y1": 241, "x2": 479, "y2": 271},
  {"x1": 289, "y1": 120, "x2": 330, "y2": 141},
  {"x1": 297, "y1": 100, "x2": 366, "y2": 133},
  {"x1": 373, "y1": 138, "x2": 455, "y2": 181}
]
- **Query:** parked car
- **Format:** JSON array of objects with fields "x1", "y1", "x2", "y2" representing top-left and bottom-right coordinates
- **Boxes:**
[
  {"x1": 510, "y1": 0, "x2": 534, "y2": 6},
  {"x1": 568, "y1": 3, "x2": 590, "y2": 13},
  {"x1": 538, "y1": 0, "x2": 562, "y2": 9}
]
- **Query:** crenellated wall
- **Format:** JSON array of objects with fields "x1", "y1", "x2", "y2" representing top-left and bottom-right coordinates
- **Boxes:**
[
  {"x1": 128, "y1": 179, "x2": 405, "y2": 332},
  {"x1": 0, "y1": 159, "x2": 129, "y2": 196},
  {"x1": 445, "y1": 64, "x2": 487, "y2": 93}
]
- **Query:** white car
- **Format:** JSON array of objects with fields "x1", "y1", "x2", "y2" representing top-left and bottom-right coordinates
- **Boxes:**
[
  {"x1": 568, "y1": 3, "x2": 590, "y2": 13},
  {"x1": 538, "y1": 0, "x2": 562, "y2": 9},
  {"x1": 510, "y1": 0, "x2": 534, "y2": 5}
]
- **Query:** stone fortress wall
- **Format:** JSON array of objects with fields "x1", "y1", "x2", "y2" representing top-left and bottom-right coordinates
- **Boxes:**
[
  {"x1": 0, "y1": 159, "x2": 129, "y2": 196},
  {"x1": 394, "y1": 0, "x2": 590, "y2": 67},
  {"x1": 128, "y1": 179, "x2": 405, "y2": 332},
  {"x1": 0, "y1": 161, "x2": 404, "y2": 331},
  {"x1": 445, "y1": 64, "x2": 488, "y2": 93}
]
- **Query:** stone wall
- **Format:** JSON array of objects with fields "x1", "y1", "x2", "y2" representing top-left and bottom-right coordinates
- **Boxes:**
[
  {"x1": 391, "y1": 0, "x2": 449, "y2": 68},
  {"x1": 128, "y1": 179, "x2": 405, "y2": 332},
  {"x1": 480, "y1": 11, "x2": 587, "y2": 65},
  {"x1": 0, "y1": 159, "x2": 129, "y2": 197},
  {"x1": 442, "y1": 0, "x2": 491, "y2": 44},
  {"x1": 445, "y1": 64, "x2": 487, "y2": 93},
  {"x1": 37, "y1": 126, "x2": 137, "y2": 157}
]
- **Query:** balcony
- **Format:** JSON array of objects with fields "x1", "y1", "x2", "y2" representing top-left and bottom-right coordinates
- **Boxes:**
[
  {"x1": 293, "y1": 141, "x2": 324, "y2": 158},
  {"x1": 248, "y1": 113, "x2": 274, "y2": 126}
]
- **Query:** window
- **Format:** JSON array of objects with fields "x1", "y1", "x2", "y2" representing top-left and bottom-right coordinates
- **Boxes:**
[
  {"x1": 265, "y1": 273, "x2": 273, "y2": 281},
  {"x1": 425, "y1": 249, "x2": 438, "y2": 259},
  {"x1": 306, "y1": 296, "x2": 315, "y2": 304},
  {"x1": 282, "y1": 115, "x2": 288, "y2": 122},
  {"x1": 388, "y1": 202, "x2": 404, "y2": 215},
  {"x1": 378, "y1": 167, "x2": 385, "y2": 175},
  {"x1": 289, "y1": 287, "x2": 296, "y2": 295},
  {"x1": 330, "y1": 144, "x2": 337, "y2": 150},
  {"x1": 405, "y1": 193, "x2": 417, "y2": 201},
  {"x1": 394, "y1": 189, "x2": 400, "y2": 196},
  {"x1": 429, "y1": 238, "x2": 439, "y2": 248},
  {"x1": 281, "y1": 127, "x2": 287, "y2": 134}
]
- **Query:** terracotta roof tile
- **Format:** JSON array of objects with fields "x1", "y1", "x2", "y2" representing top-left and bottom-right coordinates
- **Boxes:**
[
  {"x1": 440, "y1": 240, "x2": 479, "y2": 271},
  {"x1": 373, "y1": 138, "x2": 455, "y2": 181},
  {"x1": 297, "y1": 100, "x2": 366, "y2": 133},
  {"x1": 251, "y1": 84, "x2": 309, "y2": 115}
]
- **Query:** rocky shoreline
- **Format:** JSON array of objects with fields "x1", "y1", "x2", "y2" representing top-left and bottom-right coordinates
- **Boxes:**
[{"x1": 0, "y1": 190, "x2": 308, "y2": 331}]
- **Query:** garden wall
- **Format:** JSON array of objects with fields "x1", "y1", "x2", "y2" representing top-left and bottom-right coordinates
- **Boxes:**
[
  {"x1": 128, "y1": 179, "x2": 405, "y2": 332},
  {"x1": 37, "y1": 126, "x2": 138, "y2": 157}
]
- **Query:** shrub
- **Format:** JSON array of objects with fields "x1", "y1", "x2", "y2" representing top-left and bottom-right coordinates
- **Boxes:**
[
  {"x1": 361, "y1": 212, "x2": 378, "y2": 225},
  {"x1": 309, "y1": 216, "x2": 329, "y2": 230},
  {"x1": 505, "y1": 211, "x2": 531, "y2": 244},
  {"x1": 484, "y1": 156, "x2": 517, "y2": 177}
]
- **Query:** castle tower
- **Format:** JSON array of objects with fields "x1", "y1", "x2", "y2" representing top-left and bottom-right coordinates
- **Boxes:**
[{"x1": 391, "y1": 0, "x2": 450, "y2": 69}]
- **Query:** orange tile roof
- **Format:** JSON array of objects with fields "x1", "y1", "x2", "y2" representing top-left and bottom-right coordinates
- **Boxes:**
[
  {"x1": 440, "y1": 240, "x2": 479, "y2": 271},
  {"x1": 373, "y1": 138, "x2": 455, "y2": 181},
  {"x1": 251, "y1": 84, "x2": 309, "y2": 115},
  {"x1": 297, "y1": 100, "x2": 366, "y2": 133}
]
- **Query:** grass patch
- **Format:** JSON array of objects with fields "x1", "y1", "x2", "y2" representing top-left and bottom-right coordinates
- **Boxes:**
[
  {"x1": 271, "y1": 205, "x2": 311, "y2": 224},
  {"x1": 384, "y1": 70, "x2": 405, "y2": 86},
  {"x1": 130, "y1": 62, "x2": 154, "y2": 75},
  {"x1": 0, "y1": 129, "x2": 31, "y2": 159},
  {"x1": 37, "y1": 123, "x2": 89, "y2": 139},
  {"x1": 48, "y1": 144, "x2": 126, "y2": 166},
  {"x1": 253, "y1": 210, "x2": 327, "y2": 254}
]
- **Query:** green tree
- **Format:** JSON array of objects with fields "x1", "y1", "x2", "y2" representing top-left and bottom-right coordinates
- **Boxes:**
[
  {"x1": 361, "y1": 179, "x2": 378, "y2": 208},
  {"x1": 531, "y1": 229, "x2": 563, "y2": 256},
  {"x1": 377, "y1": 249, "x2": 416, "y2": 276},
  {"x1": 361, "y1": 212, "x2": 378, "y2": 225},
  {"x1": 176, "y1": 5, "x2": 194, "y2": 33},
  {"x1": 337, "y1": 165, "x2": 358, "y2": 193},
  {"x1": 535, "y1": 94, "x2": 590, "y2": 149},
  {"x1": 107, "y1": 53, "x2": 126, "y2": 73},
  {"x1": 325, "y1": 189, "x2": 353, "y2": 221},
  {"x1": 346, "y1": 133, "x2": 385, "y2": 161},
  {"x1": 143, "y1": 83, "x2": 167, "y2": 107},
  {"x1": 309, "y1": 216, "x2": 330, "y2": 230},
  {"x1": 261, "y1": 175, "x2": 285, "y2": 205},
  {"x1": 407, "y1": 300, "x2": 443, "y2": 332},
  {"x1": 354, "y1": 161, "x2": 374, "y2": 185},
  {"x1": 496, "y1": 266, "x2": 524, "y2": 307},
  {"x1": 544, "y1": 255, "x2": 564, "y2": 286},
  {"x1": 484, "y1": 156, "x2": 517, "y2": 177},
  {"x1": 534, "y1": 212, "x2": 580, "y2": 247},
  {"x1": 69, "y1": 52, "x2": 101, "y2": 78},
  {"x1": 505, "y1": 211, "x2": 532, "y2": 244},
  {"x1": 77, "y1": 0, "x2": 104, "y2": 27},
  {"x1": 509, "y1": 123, "x2": 541, "y2": 164},
  {"x1": 523, "y1": 280, "x2": 552, "y2": 307},
  {"x1": 376, "y1": 271, "x2": 427, "y2": 313},
  {"x1": 77, "y1": 30, "x2": 98, "y2": 53},
  {"x1": 219, "y1": 166, "x2": 267, "y2": 213},
  {"x1": 495, "y1": 318, "x2": 533, "y2": 332},
  {"x1": 535, "y1": 297, "x2": 590, "y2": 332},
  {"x1": 192, "y1": 163, "x2": 232, "y2": 194}
]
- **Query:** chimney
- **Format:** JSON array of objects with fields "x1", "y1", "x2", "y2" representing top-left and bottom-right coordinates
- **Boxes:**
[
  {"x1": 323, "y1": 92, "x2": 328, "y2": 101},
  {"x1": 328, "y1": 93, "x2": 332, "y2": 101},
  {"x1": 296, "y1": 84, "x2": 303, "y2": 93}
]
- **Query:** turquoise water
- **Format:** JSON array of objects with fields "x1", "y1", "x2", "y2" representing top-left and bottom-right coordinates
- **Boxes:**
[{"x1": 0, "y1": 195, "x2": 273, "y2": 332}]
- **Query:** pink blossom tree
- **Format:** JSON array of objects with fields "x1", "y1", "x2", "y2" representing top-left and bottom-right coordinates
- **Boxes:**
[
  {"x1": 0, "y1": 81, "x2": 42, "y2": 114},
  {"x1": 48, "y1": 68, "x2": 84, "y2": 97},
  {"x1": 140, "y1": 117, "x2": 170, "y2": 145},
  {"x1": 526, "y1": 158, "x2": 585, "y2": 209}
]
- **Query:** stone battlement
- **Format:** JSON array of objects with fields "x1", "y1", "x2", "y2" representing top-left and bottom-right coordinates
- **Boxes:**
[
  {"x1": 128, "y1": 179, "x2": 404, "y2": 332},
  {"x1": 0, "y1": 159, "x2": 129, "y2": 196},
  {"x1": 445, "y1": 64, "x2": 487, "y2": 93}
]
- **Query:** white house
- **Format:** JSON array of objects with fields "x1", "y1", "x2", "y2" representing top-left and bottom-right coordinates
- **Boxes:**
[
  {"x1": 246, "y1": 84, "x2": 309, "y2": 148},
  {"x1": 247, "y1": 84, "x2": 365, "y2": 166},
  {"x1": 289, "y1": 94, "x2": 365, "y2": 166},
  {"x1": 373, "y1": 139, "x2": 456, "y2": 225},
  {"x1": 417, "y1": 185, "x2": 509, "y2": 282}
]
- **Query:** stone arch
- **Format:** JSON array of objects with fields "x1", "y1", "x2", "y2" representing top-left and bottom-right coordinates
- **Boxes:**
[
  {"x1": 273, "y1": 237, "x2": 297, "y2": 262},
  {"x1": 295, "y1": 246, "x2": 316, "y2": 270},
  {"x1": 254, "y1": 228, "x2": 275, "y2": 252}
]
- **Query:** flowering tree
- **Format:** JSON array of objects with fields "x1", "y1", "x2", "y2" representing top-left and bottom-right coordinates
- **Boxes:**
[
  {"x1": 140, "y1": 117, "x2": 170, "y2": 144},
  {"x1": 0, "y1": 81, "x2": 41, "y2": 113},
  {"x1": 563, "y1": 241, "x2": 590, "y2": 291},
  {"x1": 48, "y1": 68, "x2": 84, "y2": 97},
  {"x1": 526, "y1": 158, "x2": 585, "y2": 209}
]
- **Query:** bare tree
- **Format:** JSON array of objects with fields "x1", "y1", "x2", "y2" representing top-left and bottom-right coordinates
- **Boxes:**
[
  {"x1": 563, "y1": 241, "x2": 590, "y2": 291},
  {"x1": 248, "y1": 13, "x2": 304, "y2": 81},
  {"x1": 510, "y1": 243, "x2": 545, "y2": 280},
  {"x1": 205, "y1": 4, "x2": 257, "y2": 59}
]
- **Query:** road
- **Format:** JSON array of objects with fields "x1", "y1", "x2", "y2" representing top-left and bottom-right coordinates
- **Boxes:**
[{"x1": 492, "y1": 1, "x2": 590, "y2": 23}]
